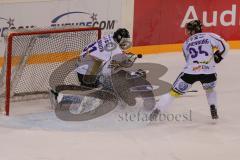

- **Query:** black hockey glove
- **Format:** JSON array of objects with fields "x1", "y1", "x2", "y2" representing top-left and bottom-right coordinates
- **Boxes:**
[{"x1": 214, "y1": 50, "x2": 223, "y2": 64}]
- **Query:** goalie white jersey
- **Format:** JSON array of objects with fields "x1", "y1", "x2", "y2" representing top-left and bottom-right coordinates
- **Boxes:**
[
  {"x1": 182, "y1": 32, "x2": 229, "y2": 74},
  {"x1": 81, "y1": 34, "x2": 123, "y2": 61},
  {"x1": 76, "y1": 34, "x2": 125, "y2": 76}
]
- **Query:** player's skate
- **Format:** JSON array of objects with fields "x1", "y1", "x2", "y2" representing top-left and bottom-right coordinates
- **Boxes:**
[{"x1": 210, "y1": 105, "x2": 219, "y2": 119}]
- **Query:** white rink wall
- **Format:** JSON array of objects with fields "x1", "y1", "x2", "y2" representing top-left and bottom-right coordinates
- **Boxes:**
[
  {"x1": 0, "y1": 0, "x2": 134, "y2": 56},
  {"x1": 0, "y1": 0, "x2": 50, "y2": 3}
]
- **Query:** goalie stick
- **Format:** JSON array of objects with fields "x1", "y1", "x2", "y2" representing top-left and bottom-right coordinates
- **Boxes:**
[{"x1": 187, "y1": 90, "x2": 198, "y2": 93}]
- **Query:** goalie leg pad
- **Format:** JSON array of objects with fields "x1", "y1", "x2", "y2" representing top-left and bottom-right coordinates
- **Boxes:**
[{"x1": 77, "y1": 73, "x2": 100, "y2": 88}]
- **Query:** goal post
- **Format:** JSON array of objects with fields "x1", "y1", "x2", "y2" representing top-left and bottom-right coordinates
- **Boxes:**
[{"x1": 0, "y1": 27, "x2": 101, "y2": 116}]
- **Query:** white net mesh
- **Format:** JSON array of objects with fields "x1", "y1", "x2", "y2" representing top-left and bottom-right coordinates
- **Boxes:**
[{"x1": 0, "y1": 27, "x2": 100, "y2": 114}]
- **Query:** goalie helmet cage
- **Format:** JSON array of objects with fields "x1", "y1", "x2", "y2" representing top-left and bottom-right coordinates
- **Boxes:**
[{"x1": 0, "y1": 27, "x2": 101, "y2": 116}]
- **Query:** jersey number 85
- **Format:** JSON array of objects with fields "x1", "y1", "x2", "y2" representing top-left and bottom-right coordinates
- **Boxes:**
[{"x1": 189, "y1": 45, "x2": 209, "y2": 59}]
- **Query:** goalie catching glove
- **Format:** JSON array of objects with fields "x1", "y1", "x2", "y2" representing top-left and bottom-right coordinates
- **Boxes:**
[
  {"x1": 119, "y1": 52, "x2": 142, "y2": 68},
  {"x1": 110, "y1": 52, "x2": 142, "y2": 69},
  {"x1": 127, "y1": 53, "x2": 138, "y2": 63}
]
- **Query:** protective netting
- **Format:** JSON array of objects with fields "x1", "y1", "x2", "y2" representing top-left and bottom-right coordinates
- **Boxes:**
[{"x1": 0, "y1": 27, "x2": 100, "y2": 114}]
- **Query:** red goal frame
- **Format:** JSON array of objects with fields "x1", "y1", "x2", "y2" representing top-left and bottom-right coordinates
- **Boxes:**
[{"x1": 4, "y1": 27, "x2": 101, "y2": 115}]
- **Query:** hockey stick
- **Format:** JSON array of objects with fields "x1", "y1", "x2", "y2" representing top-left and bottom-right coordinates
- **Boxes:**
[
  {"x1": 187, "y1": 90, "x2": 198, "y2": 93},
  {"x1": 206, "y1": 55, "x2": 214, "y2": 64}
]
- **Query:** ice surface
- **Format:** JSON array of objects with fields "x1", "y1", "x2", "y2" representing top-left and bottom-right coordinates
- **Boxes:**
[{"x1": 0, "y1": 50, "x2": 239, "y2": 160}]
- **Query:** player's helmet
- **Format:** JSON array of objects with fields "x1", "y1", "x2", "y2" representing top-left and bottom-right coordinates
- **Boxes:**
[
  {"x1": 185, "y1": 20, "x2": 202, "y2": 35},
  {"x1": 113, "y1": 28, "x2": 130, "y2": 43},
  {"x1": 113, "y1": 28, "x2": 131, "y2": 50}
]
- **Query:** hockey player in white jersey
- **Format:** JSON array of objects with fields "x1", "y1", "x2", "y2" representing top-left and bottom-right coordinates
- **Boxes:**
[
  {"x1": 50, "y1": 28, "x2": 143, "y2": 106},
  {"x1": 75, "y1": 28, "x2": 140, "y2": 88},
  {"x1": 150, "y1": 20, "x2": 229, "y2": 120}
]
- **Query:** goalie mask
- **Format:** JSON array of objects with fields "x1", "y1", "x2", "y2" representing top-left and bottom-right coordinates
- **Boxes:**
[
  {"x1": 185, "y1": 20, "x2": 202, "y2": 35},
  {"x1": 113, "y1": 28, "x2": 132, "y2": 50}
]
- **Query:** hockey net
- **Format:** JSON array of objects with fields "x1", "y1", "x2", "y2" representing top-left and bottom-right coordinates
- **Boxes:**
[{"x1": 0, "y1": 27, "x2": 101, "y2": 115}]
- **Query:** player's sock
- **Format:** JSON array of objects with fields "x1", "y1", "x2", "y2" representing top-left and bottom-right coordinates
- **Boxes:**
[
  {"x1": 205, "y1": 89, "x2": 217, "y2": 106},
  {"x1": 205, "y1": 89, "x2": 218, "y2": 119}
]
